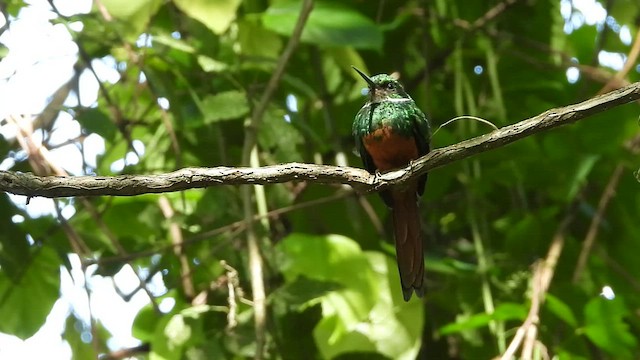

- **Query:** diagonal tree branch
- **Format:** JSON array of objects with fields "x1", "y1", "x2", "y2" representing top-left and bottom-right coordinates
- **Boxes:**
[{"x1": 1, "y1": 81, "x2": 639, "y2": 199}]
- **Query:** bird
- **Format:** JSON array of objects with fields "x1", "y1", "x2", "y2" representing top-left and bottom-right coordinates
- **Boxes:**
[{"x1": 352, "y1": 67, "x2": 430, "y2": 301}]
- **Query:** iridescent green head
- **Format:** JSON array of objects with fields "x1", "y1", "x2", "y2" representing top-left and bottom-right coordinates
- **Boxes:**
[{"x1": 353, "y1": 66, "x2": 409, "y2": 103}]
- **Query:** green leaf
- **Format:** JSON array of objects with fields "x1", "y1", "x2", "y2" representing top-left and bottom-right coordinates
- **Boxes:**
[
  {"x1": 100, "y1": 0, "x2": 163, "y2": 38},
  {"x1": 97, "y1": 139, "x2": 128, "y2": 175},
  {"x1": 0, "y1": 134, "x2": 9, "y2": 158},
  {"x1": 326, "y1": 47, "x2": 368, "y2": 81},
  {"x1": 566, "y1": 155, "x2": 599, "y2": 201},
  {"x1": 493, "y1": 302, "x2": 528, "y2": 320},
  {"x1": 271, "y1": 276, "x2": 343, "y2": 310},
  {"x1": 76, "y1": 108, "x2": 117, "y2": 141},
  {"x1": 197, "y1": 55, "x2": 229, "y2": 73},
  {"x1": 258, "y1": 107, "x2": 303, "y2": 162},
  {"x1": 238, "y1": 20, "x2": 283, "y2": 59},
  {"x1": 0, "y1": 196, "x2": 30, "y2": 280},
  {"x1": 150, "y1": 317, "x2": 182, "y2": 360},
  {"x1": 567, "y1": 24, "x2": 598, "y2": 63},
  {"x1": 101, "y1": 198, "x2": 162, "y2": 250},
  {"x1": 150, "y1": 304, "x2": 214, "y2": 360},
  {"x1": 0, "y1": 246, "x2": 61, "y2": 339},
  {"x1": 546, "y1": 293, "x2": 578, "y2": 327},
  {"x1": 583, "y1": 297, "x2": 637, "y2": 357},
  {"x1": 153, "y1": 33, "x2": 196, "y2": 53},
  {"x1": 63, "y1": 314, "x2": 100, "y2": 359},
  {"x1": 439, "y1": 302, "x2": 526, "y2": 335},
  {"x1": 276, "y1": 234, "x2": 423, "y2": 359},
  {"x1": 277, "y1": 233, "x2": 371, "y2": 288},
  {"x1": 165, "y1": 314, "x2": 192, "y2": 348},
  {"x1": 201, "y1": 91, "x2": 250, "y2": 123},
  {"x1": 262, "y1": 0, "x2": 383, "y2": 50},
  {"x1": 133, "y1": 303, "x2": 164, "y2": 342},
  {"x1": 134, "y1": 290, "x2": 186, "y2": 342},
  {"x1": 439, "y1": 312, "x2": 492, "y2": 336},
  {"x1": 608, "y1": 0, "x2": 640, "y2": 27},
  {"x1": 425, "y1": 257, "x2": 477, "y2": 275},
  {"x1": 173, "y1": 0, "x2": 241, "y2": 35}
]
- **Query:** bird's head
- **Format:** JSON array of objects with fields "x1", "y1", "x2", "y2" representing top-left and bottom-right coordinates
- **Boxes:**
[{"x1": 353, "y1": 67, "x2": 409, "y2": 103}]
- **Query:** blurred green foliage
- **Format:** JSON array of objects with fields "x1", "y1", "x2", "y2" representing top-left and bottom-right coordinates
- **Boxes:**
[{"x1": 1, "y1": 0, "x2": 639, "y2": 359}]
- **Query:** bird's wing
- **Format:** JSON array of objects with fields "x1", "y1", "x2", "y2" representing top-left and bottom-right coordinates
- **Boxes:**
[
  {"x1": 355, "y1": 135, "x2": 377, "y2": 174},
  {"x1": 411, "y1": 109, "x2": 430, "y2": 196},
  {"x1": 356, "y1": 136, "x2": 394, "y2": 207}
]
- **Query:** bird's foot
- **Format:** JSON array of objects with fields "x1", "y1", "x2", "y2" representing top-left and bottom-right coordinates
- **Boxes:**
[
  {"x1": 370, "y1": 170, "x2": 385, "y2": 189},
  {"x1": 373, "y1": 169, "x2": 383, "y2": 181},
  {"x1": 408, "y1": 159, "x2": 417, "y2": 176}
]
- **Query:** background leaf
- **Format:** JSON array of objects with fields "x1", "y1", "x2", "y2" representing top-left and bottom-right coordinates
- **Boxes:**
[
  {"x1": 263, "y1": 0, "x2": 383, "y2": 50},
  {"x1": 172, "y1": 0, "x2": 242, "y2": 35},
  {"x1": 0, "y1": 246, "x2": 61, "y2": 339}
]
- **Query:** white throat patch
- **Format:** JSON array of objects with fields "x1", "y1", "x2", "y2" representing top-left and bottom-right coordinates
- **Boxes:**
[
  {"x1": 363, "y1": 98, "x2": 412, "y2": 108},
  {"x1": 385, "y1": 98, "x2": 412, "y2": 103}
]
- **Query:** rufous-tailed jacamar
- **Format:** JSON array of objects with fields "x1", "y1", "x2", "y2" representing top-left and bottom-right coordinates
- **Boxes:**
[{"x1": 352, "y1": 67, "x2": 430, "y2": 301}]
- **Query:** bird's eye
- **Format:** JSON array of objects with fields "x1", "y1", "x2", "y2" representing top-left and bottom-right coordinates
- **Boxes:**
[{"x1": 386, "y1": 82, "x2": 394, "y2": 90}]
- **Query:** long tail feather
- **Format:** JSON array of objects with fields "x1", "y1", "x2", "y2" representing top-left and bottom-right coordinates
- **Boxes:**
[{"x1": 391, "y1": 186, "x2": 424, "y2": 301}]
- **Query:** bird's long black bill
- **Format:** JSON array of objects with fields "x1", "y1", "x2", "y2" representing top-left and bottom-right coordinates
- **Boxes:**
[{"x1": 352, "y1": 66, "x2": 376, "y2": 89}]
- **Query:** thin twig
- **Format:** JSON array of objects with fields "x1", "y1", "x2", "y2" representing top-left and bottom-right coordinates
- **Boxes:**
[
  {"x1": 159, "y1": 196, "x2": 195, "y2": 299},
  {"x1": 572, "y1": 164, "x2": 624, "y2": 283},
  {"x1": 598, "y1": 249, "x2": 640, "y2": 292},
  {"x1": 49, "y1": 0, "x2": 146, "y2": 161},
  {"x1": 54, "y1": 205, "x2": 100, "y2": 356},
  {"x1": 221, "y1": 260, "x2": 239, "y2": 330},
  {"x1": 501, "y1": 210, "x2": 575, "y2": 360},
  {"x1": 310, "y1": 46, "x2": 348, "y2": 167},
  {"x1": 86, "y1": 190, "x2": 354, "y2": 265},
  {"x1": 100, "y1": 343, "x2": 151, "y2": 360},
  {"x1": 239, "y1": 1, "x2": 314, "y2": 359},
  {"x1": 54, "y1": 201, "x2": 92, "y2": 256},
  {"x1": 598, "y1": 27, "x2": 640, "y2": 94},
  {"x1": 472, "y1": 0, "x2": 519, "y2": 29},
  {"x1": 432, "y1": 115, "x2": 499, "y2": 137},
  {"x1": 241, "y1": 0, "x2": 314, "y2": 161},
  {"x1": 452, "y1": 0, "x2": 519, "y2": 30},
  {"x1": 357, "y1": 196, "x2": 385, "y2": 237},
  {"x1": 82, "y1": 265, "x2": 101, "y2": 357}
]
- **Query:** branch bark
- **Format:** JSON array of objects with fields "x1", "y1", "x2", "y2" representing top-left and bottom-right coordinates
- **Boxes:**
[{"x1": 1, "y1": 81, "x2": 639, "y2": 199}]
